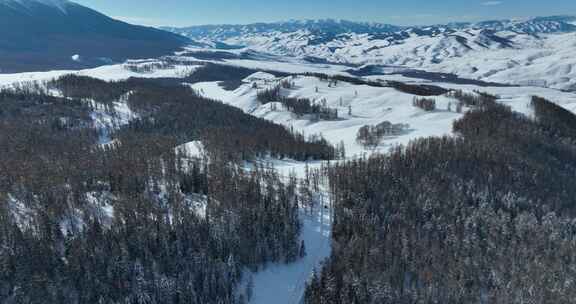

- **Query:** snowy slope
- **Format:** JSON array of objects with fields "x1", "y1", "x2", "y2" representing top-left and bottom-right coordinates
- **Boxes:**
[
  {"x1": 468, "y1": 16, "x2": 576, "y2": 33},
  {"x1": 164, "y1": 19, "x2": 402, "y2": 42},
  {"x1": 168, "y1": 17, "x2": 576, "y2": 41},
  {"x1": 168, "y1": 17, "x2": 576, "y2": 91},
  {"x1": 249, "y1": 206, "x2": 332, "y2": 304},
  {"x1": 0, "y1": 62, "x2": 199, "y2": 88},
  {"x1": 190, "y1": 69, "x2": 576, "y2": 158},
  {"x1": 189, "y1": 30, "x2": 576, "y2": 91}
]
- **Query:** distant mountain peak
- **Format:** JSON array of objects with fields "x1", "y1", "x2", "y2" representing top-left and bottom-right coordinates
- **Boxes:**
[
  {"x1": 168, "y1": 15, "x2": 576, "y2": 38},
  {"x1": 163, "y1": 19, "x2": 403, "y2": 42}
]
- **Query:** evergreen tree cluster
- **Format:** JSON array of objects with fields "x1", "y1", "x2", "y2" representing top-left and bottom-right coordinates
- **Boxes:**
[
  {"x1": 257, "y1": 84, "x2": 338, "y2": 120},
  {"x1": 298, "y1": 72, "x2": 384, "y2": 87},
  {"x1": 306, "y1": 100, "x2": 576, "y2": 304},
  {"x1": 49, "y1": 75, "x2": 336, "y2": 162},
  {"x1": 447, "y1": 89, "x2": 498, "y2": 108},
  {"x1": 123, "y1": 61, "x2": 175, "y2": 74},
  {"x1": 0, "y1": 79, "x2": 321, "y2": 303},
  {"x1": 412, "y1": 97, "x2": 436, "y2": 111},
  {"x1": 49, "y1": 75, "x2": 130, "y2": 104},
  {"x1": 388, "y1": 81, "x2": 449, "y2": 96},
  {"x1": 181, "y1": 63, "x2": 289, "y2": 91},
  {"x1": 530, "y1": 95, "x2": 576, "y2": 140},
  {"x1": 356, "y1": 121, "x2": 409, "y2": 149}
]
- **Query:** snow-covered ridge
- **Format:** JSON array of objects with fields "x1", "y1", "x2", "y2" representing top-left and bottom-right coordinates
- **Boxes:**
[
  {"x1": 168, "y1": 17, "x2": 576, "y2": 91},
  {"x1": 167, "y1": 16, "x2": 576, "y2": 42},
  {"x1": 163, "y1": 19, "x2": 402, "y2": 42}
]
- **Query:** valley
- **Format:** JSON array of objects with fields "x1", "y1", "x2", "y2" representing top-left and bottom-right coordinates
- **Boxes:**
[
  {"x1": 2, "y1": 54, "x2": 575, "y2": 303},
  {"x1": 1, "y1": 1, "x2": 576, "y2": 303}
]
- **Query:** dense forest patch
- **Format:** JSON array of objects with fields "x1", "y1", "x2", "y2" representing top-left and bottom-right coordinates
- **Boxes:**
[
  {"x1": 306, "y1": 99, "x2": 576, "y2": 303},
  {"x1": 0, "y1": 77, "x2": 330, "y2": 303},
  {"x1": 47, "y1": 75, "x2": 336, "y2": 162}
]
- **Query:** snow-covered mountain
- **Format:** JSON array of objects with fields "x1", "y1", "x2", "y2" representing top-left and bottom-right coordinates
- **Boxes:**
[
  {"x1": 0, "y1": 0, "x2": 190, "y2": 72},
  {"x1": 166, "y1": 17, "x2": 576, "y2": 91},
  {"x1": 167, "y1": 16, "x2": 576, "y2": 42},
  {"x1": 164, "y1": 19, "x2": 402, "y2": 43},
  {"x1": 468, "y1": 16, "x2": 576, "y2": 33}
]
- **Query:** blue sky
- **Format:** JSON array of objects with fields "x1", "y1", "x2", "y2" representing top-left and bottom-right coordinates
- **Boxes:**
[{"x1": 73, "y1": 0, "x2": 575, "y2": 27}]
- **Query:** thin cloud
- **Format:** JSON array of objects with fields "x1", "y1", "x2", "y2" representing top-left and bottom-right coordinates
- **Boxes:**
[{"x1": 482, "y1": 1, "x2": 503, "y2": 6}]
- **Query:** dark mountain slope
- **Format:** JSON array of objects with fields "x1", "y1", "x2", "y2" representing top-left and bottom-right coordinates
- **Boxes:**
[{"x1": 0, "y1": 0, "x2": 190, "y2": 72}]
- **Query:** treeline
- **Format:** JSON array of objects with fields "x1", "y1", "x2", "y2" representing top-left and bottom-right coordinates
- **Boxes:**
[
  {"x1": 48, "y1": 75, "x2": 130, "y2": 104},
  {"x1": 388, "y1": 80, "x2": 449, "y2": 96},
  {"x1": 295, "y1": 72, "x2": 449, "y2": 97},
  {"x1": 183, "y1": 63, "x2": 288, "y2": 91},
  {"x1": 123, "y1": 61, "x2": 175, "y2": 74},
  {"x1": 298, "y1": 72, "x2": 384, "y2": 87},
  {"x1": 0, "y1": 81, "x2": 318, "y2": 303},
  {"x1": 447, "y1": 89, "x2": 498, "y2": 108},
  {"x1": 306, "y1": 99, "x2": 576, "y2": 303},
  {"x1": 257, "y1": 82, "x2": 338, "y2": 120},
  {"x1": 356, "y1": 121, "x2": 409, "y2": 149},
  {"x1": 412, "y1": 97, "x2": 436, "y2": 111},
  {"x1": 531, "y1": 95, "x2": 576, "y2": 140},
  {"x1": 297, "y1": 73, "x2": 450, "y2": 96}
]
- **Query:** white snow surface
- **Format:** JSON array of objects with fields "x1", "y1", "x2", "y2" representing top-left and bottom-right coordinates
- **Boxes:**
[
  {"x1": 0, "y1": 63, "x2": 199, "y2": 88},
  {"x1": 176, "y1": 141, "x2": 206, "y2": 159},
  {"x1": 193, "y1": 73, "x2": 460, "y2": 156},
  {"x1": 184, "y1": 30, "x2": 576, "y2": 91},
  {"x1": 89, "y1": 94, "x2": 139, "y2": 145},
  {"x1": 250, "y1": 206, "x2": 332, "y2": 304},
  {"x1": 7, "y1": 194, "x2": 35, "y2": 231},
  {"x1": 189, "y1": 68, "x2": 576, "y2": 181}
]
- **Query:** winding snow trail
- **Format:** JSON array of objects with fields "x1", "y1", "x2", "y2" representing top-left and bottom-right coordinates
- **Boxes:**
[{"x1": 250, "y1": 197, "x2": 332, "y2": 304}]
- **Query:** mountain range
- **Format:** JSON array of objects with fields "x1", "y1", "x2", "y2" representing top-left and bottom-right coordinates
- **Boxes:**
[
  {"x1": 165, "y1": 16, "x2": 576, "y2": 41},
  {"x1": 0, "y1": 0, "x2": 189, "y2": 72},
  {"x1": 165, "y1": 16, "x2": 576, "y2": 91}
]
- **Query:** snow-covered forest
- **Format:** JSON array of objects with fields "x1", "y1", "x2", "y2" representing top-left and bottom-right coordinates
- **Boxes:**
[{"x1": 1, "y1": 22, "x2": 576, "y2": 302}]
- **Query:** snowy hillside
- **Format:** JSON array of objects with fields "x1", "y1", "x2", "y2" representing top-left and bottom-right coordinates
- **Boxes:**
[
  {"x1": 163, "y1": 19, "x2": 402, "y2": 42},
  {"x1": 189, "y1": 70, "x2": 576, "y2": 159},
  {"x1": 167, "y1": 17, "x2": 576, "y2": 91},
  {"x1": 167, "y1": 17, "x2": 576, "y2": 41},
  {"x1": 2, "y1": 0, "x2": 576, "y2": 300},
  {"x1": 2, "y1": 54, "x2": 575, "y2": 156}
]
